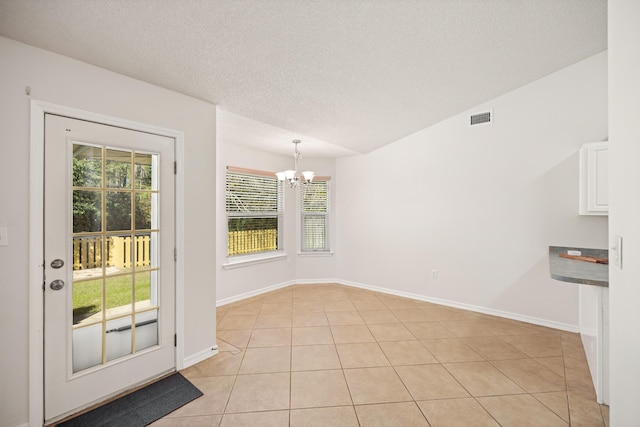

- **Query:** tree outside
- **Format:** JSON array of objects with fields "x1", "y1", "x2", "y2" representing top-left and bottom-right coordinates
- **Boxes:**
[{"x1": 72, "y1": 148, "x2": 153, "y2": 233}]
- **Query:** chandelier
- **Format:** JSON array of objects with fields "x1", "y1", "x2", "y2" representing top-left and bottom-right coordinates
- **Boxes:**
[{"x1": 276, "y1": 140, "x2": 315, "y2": 188}]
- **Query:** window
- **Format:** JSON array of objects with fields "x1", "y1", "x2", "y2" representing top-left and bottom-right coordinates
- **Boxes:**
[
  {"x1": 301, "y1": 178, "x2": 330, "y2": 252},
  {"x1": 226, "y1": 167, "x2": 283, "y2": 257}
]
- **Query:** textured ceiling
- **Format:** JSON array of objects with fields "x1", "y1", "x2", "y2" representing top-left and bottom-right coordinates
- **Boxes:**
[{"x1": 0, "y1": 0, "x2": 607, "y2": 157}]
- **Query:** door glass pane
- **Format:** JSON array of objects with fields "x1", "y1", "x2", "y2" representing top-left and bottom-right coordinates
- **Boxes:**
[
  {"x1": 134, "y1": 153, "x2": 154, "y2": 190},
  {"x1": 135, "y1": 309, "x2": 158, "y2": 352},
  {"x1": 72, "y1": 236, "x2": 103, "y2": 273},
  {"x1": 106, "y1": 149, "x2": 132, "y2": 189},
  {"x1": 134, "y1": 271, "x2": 152, "y2": 309},
  {"x1": 133, "y1": 233, "x2": 152, "y2": 270},
  {"x1": 105, "y1": 275, "x2": 132, "y2": 317},
  {"x1": 73, "y1": 323, "x2": 102, "y2": 372},
  {"x1": 105, "y1": 316, "x2": 133, "y2": 362},
  {"x1": 73, "y1": 144, "x2": 102, "y2": 188},
  {"x1": 106, "y1": 191, "x2": 131, "y2": 231},
  {"x1": 135, "y1": 193, "x2": 152, "y2": 230},
  {"x1": 73, "y1": 190, "x2": 102, "y2": 233},
  {"x1": 72, "y1": 278, "x2": 102, "y2": 326},
  {"x1": 108, "y1": 234, "x2": 133, "y2": 273},
  {"x1": 148, "y1": 232, "x2": 159, "y2": 269}
]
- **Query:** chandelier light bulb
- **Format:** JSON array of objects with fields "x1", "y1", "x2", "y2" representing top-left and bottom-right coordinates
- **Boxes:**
[{"x1": 276, "y1": 140, "x2": 315, "y2": 188}]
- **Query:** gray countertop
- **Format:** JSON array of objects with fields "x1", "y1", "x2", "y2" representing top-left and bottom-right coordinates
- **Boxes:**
[{"x1": 549, "y1": 246, "x2": 609, "y2": 287}]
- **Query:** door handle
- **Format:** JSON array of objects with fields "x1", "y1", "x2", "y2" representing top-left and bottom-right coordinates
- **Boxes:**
[
  {"x1": 50, "y1": 280, "x2": 65, "y2": 291},
  {"x1": 50, "y1": 259, "x2": 65, "y2": 269}
]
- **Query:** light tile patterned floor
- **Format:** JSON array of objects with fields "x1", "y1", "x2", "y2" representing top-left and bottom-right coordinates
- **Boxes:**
[{"x1": 152, "y1": 284, "x2": 609, "y2": 426}]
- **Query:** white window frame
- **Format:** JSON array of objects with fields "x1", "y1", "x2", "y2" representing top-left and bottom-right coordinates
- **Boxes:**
[
  {"x1": 300, "y1": 177, "x2": 331, "y2": 254},
  {"x1": 224, "y1": 166, "x2": 284, "y2": 268}
]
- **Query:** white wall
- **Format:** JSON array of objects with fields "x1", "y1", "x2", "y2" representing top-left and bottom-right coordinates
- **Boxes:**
[
  {"x1": 215, "y1": 140, "x2": 337, "y2": 303},
  {"x1": 608, "y1": 1, "x2": 640, "y2": 423},
  {"x1": 336, "y1": 52, "x2": 608, "y2": 329},
  {"x1": 0, "y1": 37, "x2": 217, "y2": 427}
]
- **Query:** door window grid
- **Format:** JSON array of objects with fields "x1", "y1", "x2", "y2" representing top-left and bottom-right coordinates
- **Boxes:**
[{"x1": 71, "y1": 143, "x2": 160, "y2": 372}]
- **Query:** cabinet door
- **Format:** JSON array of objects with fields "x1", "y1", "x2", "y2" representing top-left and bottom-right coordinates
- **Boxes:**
[{"x1": 579, "y1": 141, "x2": 608, "y2": 215}]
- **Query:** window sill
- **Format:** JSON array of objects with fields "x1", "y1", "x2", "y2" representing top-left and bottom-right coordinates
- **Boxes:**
[
  {"x1": 222, "y1": 252, "x2": 287, "y2": 269},
  {"x1": 298, "y1": 251, "x2": 334, "y2": 257}
]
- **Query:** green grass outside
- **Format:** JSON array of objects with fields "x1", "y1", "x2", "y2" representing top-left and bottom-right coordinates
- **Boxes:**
[{"x1": 73, "y1": 274, "x2": 151, "y2": 323}]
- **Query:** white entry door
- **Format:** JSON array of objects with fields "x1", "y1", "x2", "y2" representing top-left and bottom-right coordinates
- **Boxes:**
[{"x1": 44, "y1": 114, "x2": 176, "y2": 422}]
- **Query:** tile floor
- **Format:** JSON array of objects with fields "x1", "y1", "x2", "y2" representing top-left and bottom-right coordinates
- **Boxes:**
[{"x1": 153, "y1": 284, "x2": 609, "y2": 426}]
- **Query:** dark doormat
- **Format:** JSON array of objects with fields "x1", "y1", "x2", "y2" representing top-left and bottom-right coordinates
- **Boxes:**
[{"x1": 58, "y1": 373, "x2": 202, "y2": 427}]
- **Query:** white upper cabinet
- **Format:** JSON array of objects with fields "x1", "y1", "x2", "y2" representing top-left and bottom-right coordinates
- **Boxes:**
[{"x1": 580, "y1": 141, "x2": 609, "y2": 215}]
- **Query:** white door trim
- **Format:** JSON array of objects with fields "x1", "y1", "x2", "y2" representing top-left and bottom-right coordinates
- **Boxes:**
[{"x1": 29, "y1": 100, "x2": 185, "y2": 426}]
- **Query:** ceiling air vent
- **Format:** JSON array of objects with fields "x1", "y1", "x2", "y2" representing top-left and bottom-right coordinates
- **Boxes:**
[{"x1": 469, "y1": 110, "x2": 492, "y2": 126}]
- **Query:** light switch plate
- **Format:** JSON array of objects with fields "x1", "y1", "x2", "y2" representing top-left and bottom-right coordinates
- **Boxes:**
[
  {"x1": 0, "y1": 227, "x2": 7, "y2": 247},
  {"x1": 611, "y1": 235, "x2": 622, "y2": 268}
]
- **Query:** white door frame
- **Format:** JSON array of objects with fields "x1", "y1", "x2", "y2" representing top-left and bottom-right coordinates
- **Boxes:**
[{"x1": 29, "y1": 100, "x2": 185, "y2": 426}]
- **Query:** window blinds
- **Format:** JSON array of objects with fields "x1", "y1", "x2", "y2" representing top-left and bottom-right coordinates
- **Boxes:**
[
  {"x1": 301, "y1": 179, "x2": 330, "y2": 251},
  {"x1": 226, "y1": 170, "x2": 282, "y2": 216},
  {"x1": 226, "y1": 167, "x2": 283, "y2": 256}
]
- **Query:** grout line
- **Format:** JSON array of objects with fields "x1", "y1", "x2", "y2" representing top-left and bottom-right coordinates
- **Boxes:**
[
  {"x1": 560, "y1": 335, "x2": 574, "y2": 427},
  {"x1": 190, "y1": 284, "x2": 604, "y2": 425}
]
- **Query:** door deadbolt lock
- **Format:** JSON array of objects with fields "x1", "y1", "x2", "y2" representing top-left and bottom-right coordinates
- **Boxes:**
[
  {"x1": 50, "y1": 280, "x2": 65, "y2": 291},
  {"x1": 50, "y1": 259, "x2": 64, "y2": 269}
]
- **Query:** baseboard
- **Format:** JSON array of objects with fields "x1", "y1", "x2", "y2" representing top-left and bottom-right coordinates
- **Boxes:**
[
  {"x1": 336, "y1": 279, "x2": 579, "y2": 333},
  {"x1": 182, "y1": 346, "x2": 219, "y2": 369},
  {"x1": 293, "y1": 278, "x2": 342, "y2": 285},
  {"x1": 579, "y1": 327, "x2": 599, "y2": 337},
  {"x1": 216, "y1": 280, "x2": 296, "y2": 306}
]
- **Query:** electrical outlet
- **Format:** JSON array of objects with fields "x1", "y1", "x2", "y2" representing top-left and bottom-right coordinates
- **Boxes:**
[{"x1": 0, "y1": 227, "x2": 7, "y2": 247}]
